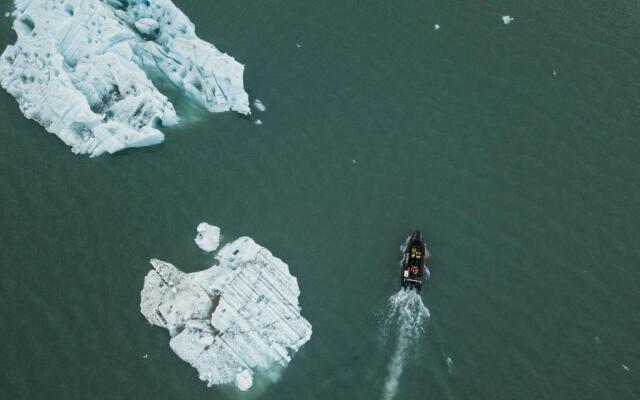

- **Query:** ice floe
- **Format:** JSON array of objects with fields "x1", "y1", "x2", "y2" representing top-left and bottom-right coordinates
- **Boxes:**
[
  {"x1": 502, "y1": 15, "x2": 514, "y2": 25},
  {"x1": 194, "y1": 222, "x2": 220, "y2": 252},
  {"x1": 0, "y1": 0, "x2": 249, "y2": 156},
  {"x1": 140, "y1": 226, "x2": 312, "y2": 391},
  {"x1": 434, "y1": 24, "x2": 440, "y2": 31}
]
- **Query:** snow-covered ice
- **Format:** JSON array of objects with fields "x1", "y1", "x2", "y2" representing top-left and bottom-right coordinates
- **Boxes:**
[
  {"x1": 140, "y1": 226, "x2": 312, "y2": 391},
  {"x1": 502, "y1": 15, "x2": 514, "y2": 25},
  {"x1": 0, "y1": 0, "x2": 249, "y2": 156},
  {"x1": 194, "y1": 222, "x2": 220, "y2": 252}
]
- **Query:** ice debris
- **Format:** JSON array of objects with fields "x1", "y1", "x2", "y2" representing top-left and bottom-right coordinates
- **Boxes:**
[
  {"x1": 140, "y1": 227, "x2": 312, "y2": 391},
  {"x1": 446, "y1": 357, "x2": 454, "y2": 374},
  {"x1": 194, "y1": 222, "x2": 221, "y2": 252},
  {"x1": 0, "y1": 0, "x2": 249, "y2": 157},
  {"x1": 502, "y1": 15, "x2": 514, "y2": 25},
  {"x1": 434, "y1": 24, "x2": 440, "y2": 31},
  {"x1": 253, "y1": 98, "x2": 266, "y2": 112},
  {"x1": 255, "y1": 119, "x2": 263, "y2": 125}
]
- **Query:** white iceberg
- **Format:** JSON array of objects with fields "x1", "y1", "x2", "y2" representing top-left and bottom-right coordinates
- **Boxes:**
[
  {"x1": 140, "y1": 229, "x2": 312, "y2": 391},
  {"x1": 0, "y1": 0, "x2": 249, "y2": 157},
  {"x1": 194, "y1": 222, "x2": 220, "y2": 252}
]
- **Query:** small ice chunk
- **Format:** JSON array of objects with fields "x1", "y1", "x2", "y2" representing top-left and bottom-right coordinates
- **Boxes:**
[
  {"x1": 142, "y1": 354, "x2": 149, "y2": 359},
  {"x1": 134, "y1": 18, "x2": 159, "y2": 35},
  {"x1": 351, "y1": 159, "x2": 357, "y2": 164},
  {"x1": 434, "y1": 24, "x2": 440, "y2": 30},
  {"x1": 253, "y1": 98, "x2": 266, "y2": 112},
  {"x1": 255, "y1": 119, "x2": 263, "y2": 125},
  {"x1": 195, "y1": 223, "x2": 221, "y2": 252},
  {"x1": 296, "y1": 43, "x2": 302, "y2": 48},
  {"x1": 502, "y1": 15, "x2": 514, "y2": 25},
  {"x1": 552, "y1": 69, "x2": 557, "y2": 77},
  {"x1": 446, "y1": 357, "x2": 455, "y2": 374},
  {"x1": 236, "y1": 369, "x2": 253, "y2": 391},
  {"x1": 622, "y1": 364, "x2": 630, "y2": 372},
  {"x1": 4, "y1": 12, "x2": 9, "y2": 17}
]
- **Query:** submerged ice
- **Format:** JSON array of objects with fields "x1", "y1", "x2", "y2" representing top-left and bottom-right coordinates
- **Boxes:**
[
  {"x1": 140, "y1": 225, "x2": 312, "y2": 391},
  {"x1": 0, "y1": 0, "x2": 249, "y2": 156}
]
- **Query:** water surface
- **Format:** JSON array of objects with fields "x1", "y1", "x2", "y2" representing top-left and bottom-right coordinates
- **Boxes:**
[{"x1": 1, "y1": 1, "x2": 639, "y2": 399}]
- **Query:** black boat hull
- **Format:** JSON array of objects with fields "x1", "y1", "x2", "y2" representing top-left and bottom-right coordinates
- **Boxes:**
[{"x1": 401, "y1": 231, "x2": 427, "y2": 291}]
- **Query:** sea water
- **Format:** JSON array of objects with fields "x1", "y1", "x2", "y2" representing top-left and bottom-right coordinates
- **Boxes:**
[{"x1": 1, "y1": 0, "x2": 639, "y2": 399}]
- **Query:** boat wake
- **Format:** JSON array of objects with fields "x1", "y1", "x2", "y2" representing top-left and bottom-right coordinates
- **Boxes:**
[{"x1": 380, "y1": 289, "x2": 430, "y2": 400}]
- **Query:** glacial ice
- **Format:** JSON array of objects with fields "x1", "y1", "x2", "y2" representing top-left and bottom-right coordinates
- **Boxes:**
[
  {"x1": 0, "y1": 0, "x2": 249, "y2": 157},
  {"x1": 140, "y1": 228, "x2": 312, "y2": 391},
  {"x1": 194, "y1": 222, "x2": 220, "y2": 252}
]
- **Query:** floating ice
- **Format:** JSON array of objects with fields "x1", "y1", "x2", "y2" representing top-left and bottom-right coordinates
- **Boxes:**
[
  {"x1": 502, "y1": 15, "x2": 514, "y2": 25},
  {"x1": 434, "y1": 24, "x2": 440, "y2": 30},
  {"x1": 0, "y1": 0, "x2": 249, "y2": 156},
  {"x1": 255, "y1": 119, "x2": 263, "y2": 125},
  {"x1": 140, "y1": 228, "x2": 312, "y2": 391},
  {"x1": 194, "y1": 222, "x2": 220, "y2": 252},
  {"x1": 446, "y1": 357, "x2": 454, "y2": 374},
  {"x1": 253, "y1": 98, "x2": 266, "y2": 112}
]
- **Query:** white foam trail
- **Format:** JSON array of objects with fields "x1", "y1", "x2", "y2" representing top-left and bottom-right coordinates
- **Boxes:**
[{"x1": 380, "y1": 289, "x2": 430, "y2": 400}]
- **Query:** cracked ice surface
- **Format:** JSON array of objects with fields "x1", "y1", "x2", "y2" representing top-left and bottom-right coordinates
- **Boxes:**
[
  {"x1": 0, "y1": 0, "x2": 249, "y2": 157},
  {"x1": 140, "y1": 232, "x2": 312, "y2": 391}
]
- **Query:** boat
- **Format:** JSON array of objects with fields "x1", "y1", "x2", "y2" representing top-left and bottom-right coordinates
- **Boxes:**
[{"x1": 401, "y1": 230, "x2": 427, "y2": 291}]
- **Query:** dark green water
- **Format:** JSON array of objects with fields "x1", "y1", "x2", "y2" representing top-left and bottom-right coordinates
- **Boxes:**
[{"x1": 1, "y1": 1, "x2": 639, "y2": 399}]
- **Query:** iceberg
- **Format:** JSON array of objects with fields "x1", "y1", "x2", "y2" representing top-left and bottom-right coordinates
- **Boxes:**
[
  {"x1": 194, "y1": 222, "x2": 220, "y2": 252},
  {"x1": 140, "y1": 228, "x2": 312, "y2": 391},
  {"x1": 0, "y1": 0, "x2": 249, "y2": 157}
]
